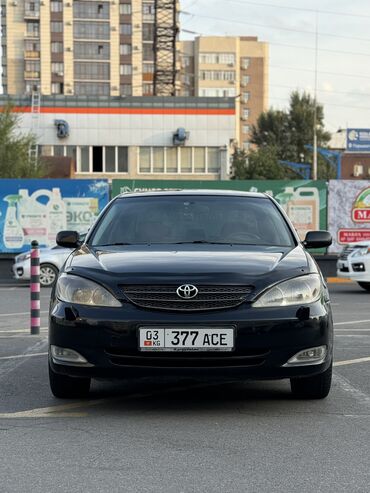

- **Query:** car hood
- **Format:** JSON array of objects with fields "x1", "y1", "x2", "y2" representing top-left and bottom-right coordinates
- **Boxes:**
[{"x1": 65, "y1": 244, "x2": 311, "y2": 289}]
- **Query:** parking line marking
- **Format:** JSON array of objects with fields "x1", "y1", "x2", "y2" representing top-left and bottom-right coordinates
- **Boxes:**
[
  {"x1": 0, "y1": 311, "x2": 48, "y2": 318},
  {"x1": 0, "y1": 352, "x2": 48, "y2": 361},
  {"x1": 333, "y1": 373, "x2": 370, "y2": 407},
  {"x1": 334, "y1": 356, "x2": 370, "y2": 367},
  {"x1": 335, "y1": 329, "x2": 370, "y2": 332},
  {"x1": 0, "y1": 338, "x2": 48, "y2": 381},
  {"x1": 334, "y1": 319, "x2": 370, "y2": 326}
]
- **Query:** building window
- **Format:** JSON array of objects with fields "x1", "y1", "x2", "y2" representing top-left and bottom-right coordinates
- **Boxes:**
[
  {"x1": 51, "y1": 21, "x2": 63, "y2": 33},
  {"x1": 143, "y1": 43, "x2": 154, "y2": 61},
  {"x1": 200, "y1": 88, "x2": 236, "y2": 97},
  {"x1": 143, "y1": 63, "x2": 154, "y2": 73},
  {"x1": 119, "y1": 3, "x2": 132, "y2": 15},
  {"x1": 120, "y1": 44, "x2": 132, "y2": 55},
  {"x1": 74, "y1": 81, "x2": 110, "y2": 95},
  {"x1": 242, "y1": 124, "x2": 250, "y2": 134},
  {"x1": 120, "y1": 24, "x2": 132, "y2": 35},
  {"x1": 242, "y1": 92, "x2": 250, "y2": 103},
  {"x1": 74, "y1": 62, "x2": 110, "y2": 80},
  {"x1": 153, "y1": 147, "x2": 165, "y2": 173},
  {"x1": 50, "y1": 1, "x2": 63, "y2": 13},
  {"x1": 26, "y1": 21, "x2": 40, "y2": 36},
  {"x1": 80, "y1": 146, "x2": 90, "y2": 172},
  {"x1": 182, "y1": 55, "x2": 191, "y2": 67},
  {"x1": 241, "y1": 75, "x2": 250, "y2": 86},
  {"x1": 118, "y1": 147, "x2": 128, "y2": 172},
  {"x1": 74, "y1": 42, "x2": 110, "y2": 59},
  {"x1": 180, "y1": 147, "x2": 192, "y2": 173},
  {"x1": 242, "y1": 108, "x2": 250, "y2": 119},
  {"x1": 51, "y1": 82, "x2": 64, "y2": 94},
  {"x1": 51, "y1": 41, "x2": 63, "y2": 53},
  {"x1": 120, "y1": 84, "x2": 132, "y2": 96},
  {"x1": 51, "y1": 62, "x2": 64, "y2": 75},
  {"x1": 74, "y1": 1, "x2": 110, "y2": 20},
  {"x1": 166, "y1": 147, "x2": 178, "y2": 173},
  {"x1": 194, "y1": 148, "x2": 206, "y2": 173},
  {"x1": 207, "y1": 148, "x2": 220, "y2": 173},
  {"x1": 143, "y1": 2, "x2": 155, "y2": 21},
  {"x1": 199, "y1": 53, "x2": 235, "y2": 65},
  {"x1": 142, "y1": 23, "x2": 154, "y2": 41},
  {"x1": 105, "y1": 146, "x2": 116, "y2": 173},
  {"x1": 353, "y1": 164, "x2": 364, "y2": 177},
  {"x1": 120, "y1": 64, "x2": 132, "y2": 75},
  {"x1": 74, "y1": 22, "x2": 110, "y2": 40},
  {"x1": 199, "y1": 70, "x2": 235, "y2": 81},
  {"x1": 139, "y1": 147, "x2": 151, "y2": 173},
  {"x1": 143, "y1": 83, "x2": 153, "y2": 95},
  {"x1": 25, "y1": 60, "x2": 40, "y2": 74},
  {"x1": 241, "y1": 57, "x2": 250, "y2": 69},
  {"x1": 53, "y1": 145, "x2": 65, "y2": 157}
]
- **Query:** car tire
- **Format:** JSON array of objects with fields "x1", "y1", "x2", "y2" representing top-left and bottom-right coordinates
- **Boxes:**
[
  {"x1": 39, "y1": 263, "x2": 59, "y2": 288},
  {"x1": 49, "y1": 361, "x2": 91, "y2": 399},
  {"x1": 358, "y1": 282, "x2": 370, "y2": 292},
  {"x1": 290, "y1": 362, "x2": 332, "y2": 399}
]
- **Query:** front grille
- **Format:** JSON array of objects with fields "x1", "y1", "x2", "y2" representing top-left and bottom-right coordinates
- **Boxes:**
[
  {"x1": 121, "y1": 285, "x2": 254, "y2": 312},
  {"x1": 339, "y1": 246, "x2": 355, "y2": 260},
  {"x1": 105, "y1": 347, "x2": 270, "y2": 368}
]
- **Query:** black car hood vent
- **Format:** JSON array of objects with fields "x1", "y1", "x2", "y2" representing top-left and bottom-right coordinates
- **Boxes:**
[{"x1": 121, "y1": 284, "x2": 254, "y2": 312}]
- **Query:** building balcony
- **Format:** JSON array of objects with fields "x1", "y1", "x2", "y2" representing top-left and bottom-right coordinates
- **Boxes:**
[
  {"x1": 24, "y1": 50, "x2": 40, "y2": 59},
  {"x1": 24, "y1": 71, "x2": 40, "y2": 79},
  {"x1": 24, "y1": 9, "x2": 40, "y2": 19},
  {"x1": 25, "y1": 32, "x2": 40, "y2": 39}
]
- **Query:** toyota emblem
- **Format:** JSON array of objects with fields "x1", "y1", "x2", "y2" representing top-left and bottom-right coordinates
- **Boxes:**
[{"x1": 176, "y1": 284, "x2": 198, "y2": 299}]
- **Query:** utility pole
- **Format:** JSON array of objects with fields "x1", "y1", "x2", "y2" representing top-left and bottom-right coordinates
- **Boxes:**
[{"x1": 313, "y1": 10, "x2": 319, "y2": 180}]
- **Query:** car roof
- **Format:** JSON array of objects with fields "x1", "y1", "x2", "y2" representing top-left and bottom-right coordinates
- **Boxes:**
[{"x1": 116, "y1": 189, "x2": 268, "y2": 199}]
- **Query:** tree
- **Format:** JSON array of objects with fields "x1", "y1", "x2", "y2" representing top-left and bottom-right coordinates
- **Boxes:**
[
  {"x1": 250, "y1": 91, "x2": 333, "y2": 179},
  {"x1": 0, "y1": 104, "x2": 44, "y2": 178},
  {"x1": 231, "y1": 145, "x2": 298, "y2": 180}
]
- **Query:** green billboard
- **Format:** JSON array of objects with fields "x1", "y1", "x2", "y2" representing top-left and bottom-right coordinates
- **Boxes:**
[{"x1": 112, "y1": 179, "x2": 328, "y2": 241}]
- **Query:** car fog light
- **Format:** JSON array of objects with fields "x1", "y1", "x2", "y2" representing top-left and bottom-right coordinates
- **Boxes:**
[
  {"x1": 51, "y1": 345, "x2": 90, "y2": 366},
  {"x1": 284, "y1": 345, "x2": 327, "y2": 366}
]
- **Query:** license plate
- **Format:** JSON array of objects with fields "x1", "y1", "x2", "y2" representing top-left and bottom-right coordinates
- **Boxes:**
[{"x1": 139, "y1": 327, "x2": 234, "y2": 352}]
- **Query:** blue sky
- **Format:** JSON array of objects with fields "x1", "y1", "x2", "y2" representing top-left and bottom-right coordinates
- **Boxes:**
[{"x1": 180, "y1": 0, "x2": 370, "y2": 132}]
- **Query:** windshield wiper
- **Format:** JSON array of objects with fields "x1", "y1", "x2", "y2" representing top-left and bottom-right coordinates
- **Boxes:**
[
  {"x1": 94, "y1": 242, "x2": 134, "y2": 247},
  {"x1": 174, "y1": 240, "x2": 232, "y2": 245}
]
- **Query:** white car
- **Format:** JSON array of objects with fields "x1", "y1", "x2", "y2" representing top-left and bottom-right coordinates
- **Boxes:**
[
  {"x1": 13, "y1": 246, "x2": 73, "y2": 287},
  {"x1": 337, "y1": 241, "x2": 370, "y2": 292}
]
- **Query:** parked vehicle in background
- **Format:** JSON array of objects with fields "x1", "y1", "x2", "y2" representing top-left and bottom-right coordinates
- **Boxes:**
[
  {"x1": 13, "y1": 246, "x2": 72, "y2": 287},
  {"x1": 337, "y1": 241, "x2": 370, "y2": 291},
  {"x1": 12, "y1": 234, "x2": 86, "y2": 287}
]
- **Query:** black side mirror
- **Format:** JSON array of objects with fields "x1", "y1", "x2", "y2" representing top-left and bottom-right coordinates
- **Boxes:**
[
  {"x1": 303, "y1": 230, "x2": 332, "y2": 249},
  {"x1": 56, "y1": 231, "x2": 81, "y2": 249}
]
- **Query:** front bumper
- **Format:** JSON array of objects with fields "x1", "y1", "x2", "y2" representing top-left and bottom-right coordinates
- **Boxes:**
[
  {"x1": 12, "y1": 260, "x2": 30, "y2": 281},
  {"x1": 49, "y1": 299, "x2": 333, "y2": 380},
  {"x1": 337, "y1": 257, "x2": 370, "y2": 282}
]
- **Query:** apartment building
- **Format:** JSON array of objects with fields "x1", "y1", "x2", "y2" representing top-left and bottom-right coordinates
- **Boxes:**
[
  {"x1": 1, "y1": 0, "x2": 161, "y2": 96},
  {"x1": 180, "y1": 36, "x2": 269, "y2": 149}
]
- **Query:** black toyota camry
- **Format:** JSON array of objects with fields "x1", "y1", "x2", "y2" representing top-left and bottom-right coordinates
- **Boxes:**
[{"x1": 49, "y1": 190, "x2": 333, "y2": 399}]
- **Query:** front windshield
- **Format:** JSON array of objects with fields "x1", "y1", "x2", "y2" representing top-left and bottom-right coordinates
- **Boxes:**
[{"x1": 89, "y1": 195, "x2": 295, "y2": 247}]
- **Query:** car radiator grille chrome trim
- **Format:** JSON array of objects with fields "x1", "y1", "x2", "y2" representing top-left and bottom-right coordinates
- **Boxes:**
[{"x1": 121, "y1": 285, "x2": 254, "y2": 311}]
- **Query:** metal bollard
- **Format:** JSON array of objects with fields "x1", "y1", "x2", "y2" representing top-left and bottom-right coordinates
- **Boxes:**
[{"x1": 30, "y1": 240, "x2": 40, "y2": 335}]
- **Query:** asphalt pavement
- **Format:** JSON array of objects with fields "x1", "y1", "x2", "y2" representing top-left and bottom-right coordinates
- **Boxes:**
[{"x1": 0, "y1": 283, "x2": 369, "y2": 493}]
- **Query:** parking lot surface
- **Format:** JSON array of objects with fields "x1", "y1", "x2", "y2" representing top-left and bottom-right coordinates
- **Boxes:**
[{"x1": 0, "y1": 283, "x2": 369, "y2": 493}]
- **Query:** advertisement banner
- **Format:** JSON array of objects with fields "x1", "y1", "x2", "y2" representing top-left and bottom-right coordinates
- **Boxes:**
[
  {"x1": 0, "y1": 179, "x2": 109, "y2": 253},
  {"x1": 329, "y1": 180, "x2": 370, "y2": 252},
  {"x1": 112, "y1": 179, "x2": 327, "y2": 241}
]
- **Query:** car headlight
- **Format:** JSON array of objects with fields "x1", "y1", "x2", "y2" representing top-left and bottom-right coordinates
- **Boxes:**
[
  {"x1": 353, "y1": 247, "x2": 370, "y2": 257},
  {"x1": 56, "y1": 274, "x2": 121, "y2": 307},
  {"x1": 253, "y1": 274, "x2": 322, "y2": 308}
]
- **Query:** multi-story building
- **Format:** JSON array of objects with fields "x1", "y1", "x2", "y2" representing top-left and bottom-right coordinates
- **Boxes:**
[
  {"x1": 1, "y1": 0, "x2": 162, "y2": 97},
  {"x1": 180, "y1": 36, "x2": 269, "y2": 149}
]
